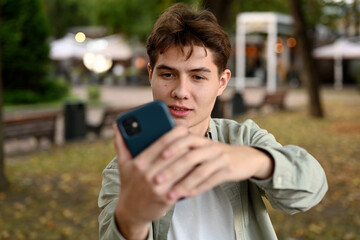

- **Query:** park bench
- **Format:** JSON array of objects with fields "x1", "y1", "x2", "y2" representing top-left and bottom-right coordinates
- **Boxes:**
[
  {"x1": 213, "y1": 88, "x2": 288, "y2": 118},
  {"x1": 86, "y1": 106, "x2": 134, "y2": 137},
  {"x1": 3, "y1": 111, "x2": 60, "y2": 143},
  {"x1": 247, "y1": 88, "x2": 288, "y2": 110}
]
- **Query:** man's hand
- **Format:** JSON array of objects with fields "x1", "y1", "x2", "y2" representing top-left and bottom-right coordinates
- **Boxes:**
[
  {"x1": 113, "y1": 124, "x2": 189, "y2": 239},
  {"x1": 152, "y1": 134, "x2": 274, "y2": 200},
  {"x1": 113, "y1": 123, "x2": 274, "y2": 239}
]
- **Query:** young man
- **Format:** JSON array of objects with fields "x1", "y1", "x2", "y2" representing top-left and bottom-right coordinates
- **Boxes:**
[{"x1": 98, "y1": 3, "x2": 328, "y2": 240}]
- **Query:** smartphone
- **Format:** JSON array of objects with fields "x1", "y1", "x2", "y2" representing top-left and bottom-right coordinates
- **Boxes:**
[{"x1": 116, "y1": 100, "x2": 175, "y2": 157}]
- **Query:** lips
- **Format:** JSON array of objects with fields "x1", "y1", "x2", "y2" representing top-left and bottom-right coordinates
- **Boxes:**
[{"x1": 168, "y1": 105, "x2": 192, "y2": 117}]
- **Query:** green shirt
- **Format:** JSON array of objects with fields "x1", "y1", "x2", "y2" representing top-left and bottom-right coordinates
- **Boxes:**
[{"x1": 98, "y1": 118, "x2": 328, "y2": 240}]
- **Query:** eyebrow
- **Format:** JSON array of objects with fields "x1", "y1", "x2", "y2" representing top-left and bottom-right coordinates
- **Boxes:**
[
  {"x1": 155, "y1": 64, "x2": 212, "y2": 73},
  {"x1": 189, "y1": 67, "x2": 211, "y2": 73},
  {"x1": 155, "y1": 64, "x2": 174, "y2": 71}
]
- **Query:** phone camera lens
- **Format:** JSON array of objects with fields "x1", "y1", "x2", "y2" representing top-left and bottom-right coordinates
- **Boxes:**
[
  {"x1": 123, "y1": 117, "x2": 141, "y2": 136},
  {"x1": 132, "y1": 121, "x2": 139, "y2": 129}
]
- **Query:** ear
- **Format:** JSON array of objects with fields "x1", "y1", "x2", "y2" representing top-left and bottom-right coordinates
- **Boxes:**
[
  {"x1": 217, "y1": 69, "x2": 231, "y2": 96},
  {"x1": 147, "y1": 63, "x2": 153, "y2": 84}
]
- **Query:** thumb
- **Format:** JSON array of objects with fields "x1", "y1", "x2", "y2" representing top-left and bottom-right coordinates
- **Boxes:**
[{"x1": 113, "y1": 123, "x2": 132, "y2": 166}]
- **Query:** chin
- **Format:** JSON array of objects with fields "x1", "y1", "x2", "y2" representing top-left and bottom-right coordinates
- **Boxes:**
[{"x1": 174, "y1": 118, "x2": 190, "y2": 127}]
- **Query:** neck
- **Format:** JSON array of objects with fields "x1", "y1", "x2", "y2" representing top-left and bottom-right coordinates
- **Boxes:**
[{"x1": 188, "y1": 118, "x2": 210, "y2": 137}]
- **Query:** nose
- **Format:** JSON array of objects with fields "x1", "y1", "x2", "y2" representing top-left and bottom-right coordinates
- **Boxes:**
[{"x1": 171, "y1": 77, "x2": 190, "y2": 100}]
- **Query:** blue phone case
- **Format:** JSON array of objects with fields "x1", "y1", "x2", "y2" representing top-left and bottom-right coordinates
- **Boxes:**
[{"x1": 116, "y1": 100, "x2": 175, "y2": 157}]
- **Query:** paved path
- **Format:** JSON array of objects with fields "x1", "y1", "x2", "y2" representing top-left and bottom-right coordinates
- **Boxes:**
[
  {"x1": 73, "y1": 85, "x2": 307, "y2": 109},
  {"x1": 5, "y1": 85, "x2": 360, "y2": 156},
  {"x1": 4, "y1": 85, "x2": 308, "y2": 156}
]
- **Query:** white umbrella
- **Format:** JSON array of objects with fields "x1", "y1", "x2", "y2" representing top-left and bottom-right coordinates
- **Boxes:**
[
  {"x1": 50, "y1": 33, "x2": 134, "y2": 74},
  {"x1": 313, "y1": 39, "x2": 360, "y2": 89},
  {"x1": 49, "y1": 34, "x2": 87, "y2": 60},
  {"x1": 86, "y1": 34, "x2": 133, "y2": 60},
  {"x1": 313, "y1": 39, "x2": 360, "y2": 59}
]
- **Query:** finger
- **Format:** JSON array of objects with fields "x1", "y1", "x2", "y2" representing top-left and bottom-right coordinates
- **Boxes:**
[
  {"x1": 186, "y1": 169, "x2": 231, "y2": 197},
  {"x1": 160, "y1": 134, "x2": 210, "y2": 160},
  {"x1": 147, "y1": 140, "x2": 191, "y2": 185},
  {"x1": 168, "y1": 153, "x2": 229, "y2": 199},
  {"x1": 113, "y1": 123, "x2": 132, "y2": 165},
  {"x1": 134, "y1": 125, "x2": 189, "y2": 170},
  {"x1": 155, "y1": 144, "x2": 220, "y2": 194},
  {"x1": 147, "y1": 134, "x2": 205, "y2": 184}
]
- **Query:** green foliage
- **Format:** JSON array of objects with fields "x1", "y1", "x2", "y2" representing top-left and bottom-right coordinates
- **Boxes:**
[
  {"x1": 95, "y1": 0, "x2": 161, "y2": 40},
  {"x1": 41, "y1": 0, "x2": 356, "y2": 42},
  {"x1": 42, "y1": 0, "x2": 98, "y2": 38},
  {"x1": 3, "y1": 77, "x2": 70, "y2": 105},
  {"x1": 3, "y1": 90, "x2": 41, "y2": 104},
  {"x1": 40, "y1": 77, "x2": 70, "y2": 101},
  {"x1": 233, "y1": 0, "x2": 290, "y2": 13},
  {"x1": 225, "y1": 0, "x2": 324, "y2": 33},
  {"x1": 47, "y1": 0, "x2": 198, "y2": 41},
  {"x1": 0, "y1": 0, "x2": 50, "y2": 91},
  {"x1": 87, "y1": 85, "x2": 100, "y2": 101}
]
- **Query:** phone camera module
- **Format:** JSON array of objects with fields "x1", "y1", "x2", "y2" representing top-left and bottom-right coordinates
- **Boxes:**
[{"x1": 123, "y1": 117, "x2": 141, "y2": 136}]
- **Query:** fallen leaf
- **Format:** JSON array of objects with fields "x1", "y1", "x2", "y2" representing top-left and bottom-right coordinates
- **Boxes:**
[
  {"x1": 15, "y1": 231, "x2": 25, "y2": 240},
  {"x1": 342, "y1": 232, "x2": 356, "y2": 240},
  {"x1": 14, "y1": 211, "x2": 23, "y2": 219},
  {"x1": 61, "y1": 173, "x2": 73, "y2": 183},
  {"x1": 13, "y1": 202, "x2": 26, "y2": 211},
  {"x1": 39, "y1": 216, "x2": 47, "y2": 225},
  {"x1": 41, "y1": 183, "x2": 53, "y2": 193},
  {"x1": 47, "y1": 221, "x2": 55, "y2": 229},
  {"x1": 309, "y1": 223, "x2": 325, "y2": 234},
  {"x1": 0, "y1": 192, "x2": 6, "y2": 200},
  {"x1": 29, "y1": 232, "x2": 38, "y2": 239},
  {"x1": 62, "y1": 209, "x2": 73, "y2": 219},
  {"x1": 49, "y1": 200, "x2": 57, "y2": 208},
  {"x1": 0, "y1": 230, "x2": 10, "y2": 240},
  {"x1": 61, "y1": 227, "x2": 72, "y2": 237}
]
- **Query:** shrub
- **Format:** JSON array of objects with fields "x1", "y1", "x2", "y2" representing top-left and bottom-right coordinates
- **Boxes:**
[
  {"x1": 3, "y1": 77, "x2": 70, "y2": 105},
  {"x1": 1, "y1": 0, "x2": 50, "y2": 90},
  {"x1": 40, "y1": 77, "x2": 70, "y2": 101},
  {"x1": 87, "y1": 85, "x2": 101, "y2": 101}
]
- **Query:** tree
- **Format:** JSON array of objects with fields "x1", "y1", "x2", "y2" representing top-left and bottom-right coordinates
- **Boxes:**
[
  {"x1": 290, "y1": 0, "x2": 324, "y2": 118},
  {"x1": 352, "y1": 0, "x2": 359, "y2": 36},
  {"x1": 0, "y1": 0, "x2": 10, "y2": 192},
  {"x1": 96, "y1": 0, "x2": 197, "y2": 41},
  {"x1": 202, "y1": 0, "x2": 235, "y2": 27},
  {"x1": 0, "y1": 0, "x2": 67, "y2": 105},
  {"x1": 42, "y1": 0, "x2": 97, "y2": 38},
  {"x1": 1, "y1": 0, "x2": 50, "y2": 91}
]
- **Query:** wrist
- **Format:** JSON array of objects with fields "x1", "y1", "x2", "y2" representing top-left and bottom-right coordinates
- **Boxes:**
[
  {"x1": 115, "y1": 201, "x2": 150, "y2": 240},
  {"x1": 251, "y1": 147, "x2": 274, "y2": 180}
]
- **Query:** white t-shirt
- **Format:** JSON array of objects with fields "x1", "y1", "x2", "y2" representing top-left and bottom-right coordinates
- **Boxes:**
[{"x1": 167, "y1": 186, "x2": 235, "y2": 240}]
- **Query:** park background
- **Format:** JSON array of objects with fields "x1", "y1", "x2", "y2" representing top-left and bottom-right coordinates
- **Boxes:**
[{"x1": 1, "y1": 0, "x2": 360, "y2": 239}]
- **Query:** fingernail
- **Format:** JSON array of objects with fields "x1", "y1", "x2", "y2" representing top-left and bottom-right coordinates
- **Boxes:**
[
  {"x1": 162, "y1": 150, "x2": 172, "y2": 159},
  {"x1": 168, "y1": 190, "x2": 178, "y2": 200},
  {"x1": 155, "y1": 174, "x2": 166, "y2": 184}
]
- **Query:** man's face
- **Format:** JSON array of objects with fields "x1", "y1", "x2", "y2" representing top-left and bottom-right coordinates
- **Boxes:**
[{"x1": 148, "y1": 45, "x2": 230, "y2": 136}]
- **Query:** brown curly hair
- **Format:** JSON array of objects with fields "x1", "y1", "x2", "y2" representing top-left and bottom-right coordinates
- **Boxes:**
[{"x1": 146, "y1": 3, "x2": 231, "y2": 74}]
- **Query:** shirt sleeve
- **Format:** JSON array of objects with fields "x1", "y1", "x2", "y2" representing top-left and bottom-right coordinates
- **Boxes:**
[
  {"x1": 240, "y1": 119, "x2": 328, "y2": 215},
  {"x1": 98, "y1": 157, "x2": 153, "y2": 240}
]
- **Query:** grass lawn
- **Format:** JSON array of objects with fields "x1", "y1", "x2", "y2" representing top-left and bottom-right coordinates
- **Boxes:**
[{"x1": 1, "y1": 88, "x2": 360, "y2": 240}]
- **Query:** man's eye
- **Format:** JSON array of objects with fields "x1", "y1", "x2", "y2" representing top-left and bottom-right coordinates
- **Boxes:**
[
  {"x1": 193, "y1": 75, "x2": 204, "y2": 80},
  {"x1": 161, "y1": 73, "x2": 173, "y2": 78}
]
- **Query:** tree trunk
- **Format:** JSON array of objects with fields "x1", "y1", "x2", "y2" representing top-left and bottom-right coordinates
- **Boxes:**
[
  {"x1": 0, "y1": 0, "x2": 10, "y2": 191},
  {"x1": 202, "y1": 0, "x2": 235, "y2": 27},
  {"x1": 354, "y1": 0, "x2": 359, "y2": 36},
  {"x1": 344, "y1": 8, "x2": 351, "y2": 38},
  {"x1": 289, "y1": 0, "x2": 324, "y2": 118}
]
